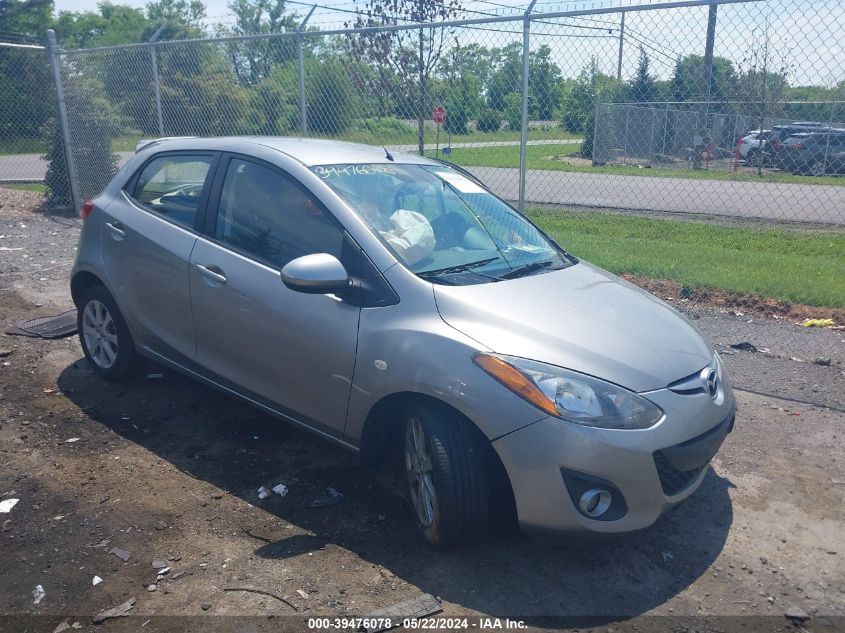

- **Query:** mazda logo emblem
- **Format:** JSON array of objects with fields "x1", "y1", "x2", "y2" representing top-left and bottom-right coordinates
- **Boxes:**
[{"x1": 700, "y1": 367, "x2": 719, "y2": 398}]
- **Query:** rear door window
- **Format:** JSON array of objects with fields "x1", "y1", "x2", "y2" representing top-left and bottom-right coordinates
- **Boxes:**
[{"x1": 128, "y1": 155, "x2": 213, "y2": 228}]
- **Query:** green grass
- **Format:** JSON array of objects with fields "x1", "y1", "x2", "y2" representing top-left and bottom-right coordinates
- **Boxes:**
[
  {"x1": 1, "y1": 182, "x2": 46, "y2": 193},
  {"x1": 441, "y1": 143, "x2": 845, "y2": 187},
  {"x1": 329, "y1": 126, "x2": 579, "y2": 147},
  {"x1": 0, "y1": 139, "x2": 46, "y2": 156},
  {"x1": 527, "y1": 207, "x2": 845, "y2": 307}
]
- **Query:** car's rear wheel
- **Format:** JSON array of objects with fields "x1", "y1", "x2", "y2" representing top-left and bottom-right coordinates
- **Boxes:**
[
  {"x1": 403, "y1": 403, "x2": 489, "y2": 545},
  {"x1": 78, "y1": 285, "x2": 143, "y2": 381}
]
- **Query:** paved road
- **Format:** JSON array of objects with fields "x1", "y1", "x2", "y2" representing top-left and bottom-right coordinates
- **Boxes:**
[
  {"x1": 3, "y1": 147, "x2": 843, "y2": 225},
  {"x1": 0, "y1": 139, "x2": 576, "y2": 183},
  {"x1": 468, "y1": 166, "x2": 845, "y2": 225}
]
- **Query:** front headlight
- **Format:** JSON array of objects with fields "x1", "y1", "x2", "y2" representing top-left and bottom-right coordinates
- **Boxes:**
[{"x1": 473, "y1": 354, "x2": 664, "y2": 430}]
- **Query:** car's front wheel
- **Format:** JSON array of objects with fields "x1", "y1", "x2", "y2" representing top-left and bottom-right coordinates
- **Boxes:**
[
  {"x1": 403, "y1": 403, "x2": 489, "y2": 545},
  {"x1": 77, "y1": 285, "x2": 143, "y2": 381},
  {"x1": 809, "y1": 160, "x2": 827, "y2": 176}
]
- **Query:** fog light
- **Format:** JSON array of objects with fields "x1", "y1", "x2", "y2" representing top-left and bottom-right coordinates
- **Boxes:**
[{"x1": 579, "y1": 488, "x2": 612, "y2": 518}]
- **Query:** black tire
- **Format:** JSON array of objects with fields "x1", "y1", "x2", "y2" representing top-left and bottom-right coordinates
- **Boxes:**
[
  {"x1": 403, "y1": 402, "x2": 489, "y2": 545},
  {"x1": 746, "y1": 148, "x2": 762, "y2": 167},
  {"x1": 77, "y1": 285, "x2": 143, "y2": 382}
]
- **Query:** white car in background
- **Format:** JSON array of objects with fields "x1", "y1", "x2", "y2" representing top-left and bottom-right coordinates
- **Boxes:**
[{"x1": 736, "y1": 129, "x2": 773, "y2": 166}]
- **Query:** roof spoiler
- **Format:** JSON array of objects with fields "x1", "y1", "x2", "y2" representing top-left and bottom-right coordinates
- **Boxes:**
[{"x1": 135, "y1": 136, "x2": 197, "y2": 153}]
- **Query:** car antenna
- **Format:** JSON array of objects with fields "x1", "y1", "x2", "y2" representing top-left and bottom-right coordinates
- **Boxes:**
[{"x1": 383, "y1": 146, "x2": 394, "y2": 162}]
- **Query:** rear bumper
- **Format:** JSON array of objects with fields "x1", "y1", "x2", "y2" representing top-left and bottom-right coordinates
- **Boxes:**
[{"x1": 492, "y1": 386, "x2": 736, "y2": 536}]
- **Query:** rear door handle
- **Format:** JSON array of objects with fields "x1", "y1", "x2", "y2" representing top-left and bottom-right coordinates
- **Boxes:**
[
  {"x1": 195, "y1": 263, "x2": 227, "y2": 285},
  {"x1": 105, "y1": 222, "x2": 125, "y2": 240}
]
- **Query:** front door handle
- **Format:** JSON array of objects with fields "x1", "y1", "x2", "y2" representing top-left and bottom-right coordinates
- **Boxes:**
[
  {"x1": 105, "y1": 222, "x2": 125, "y2": 240},
  {"x1": 195, "y1": 263, "x2": 227, "y2": 285}
]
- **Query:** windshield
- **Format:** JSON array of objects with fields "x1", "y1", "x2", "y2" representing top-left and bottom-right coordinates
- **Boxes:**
[{"x1": 312, "y1": 163, "x2": 573, "y2": 284}]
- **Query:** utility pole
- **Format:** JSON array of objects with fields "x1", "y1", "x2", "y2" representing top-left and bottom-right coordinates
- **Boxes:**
[
  {"x1": 616, "y1": 11, "x2": 625, "y2": 81},
  {"x1": 518, "y1": 0, "x2": 537, "y2": 211},
  {"x1": 702, "y1": 3, "x2": 718, "y2": 119}
]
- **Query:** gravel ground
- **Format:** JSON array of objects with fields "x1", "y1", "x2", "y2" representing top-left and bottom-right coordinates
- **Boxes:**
[{"x1": 1, "y1": 190, "x2": 844, "y2": 632}]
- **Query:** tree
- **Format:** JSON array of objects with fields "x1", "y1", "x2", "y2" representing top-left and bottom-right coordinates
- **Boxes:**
[
  {"x1": 486, "y1": 42, "x2": 521, "y2": 112},
  {"x1": 217, "y1": 0, "x2": 299, "y2": 85},
  {"x1": 349, "y1": 0, "x2": 461, "y2": 155},
  {"x1": 0, "y1": 0, "x2": 55, "y2": 156},
  {"x1": 671, "y1": 54, "x2": 737, "y2": 105},
  {"x1": 528, "y1": 45, "x2": 563, "y2": 120},
  {"x1": 560, "y1": 59, "x2": 628, "y2": 158},
  {"x1": 443, "y1": 74, "x2": 482, "y2": 135},
  {"x1": 630, "y1": 46, "x2": 658, "y2": 103},
  {"x1": 53, "y1": 3, "x2": 149, "y2": 49},
  {"x1": 146, "y1": 0, "x2": 206, "y2": 27}
]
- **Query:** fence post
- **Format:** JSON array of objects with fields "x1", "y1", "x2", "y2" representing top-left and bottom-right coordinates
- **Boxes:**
[
  {"x1": 297, "y1": 5, "x2": 317, "y2": 137},
  {"x1": 46, "y1": 29, "x2": 81, "y2": 212},
  {"x1": 149, "y1": 22, "x2": 167, "y2": 137},
  {"x1": 518, "y1": 0, "x2": 537, "y2": 212}
]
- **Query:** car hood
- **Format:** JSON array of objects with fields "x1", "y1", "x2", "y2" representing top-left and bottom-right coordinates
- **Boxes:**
[{"x1": 433, "y1": 262, "x2": 713, "y2": 392}]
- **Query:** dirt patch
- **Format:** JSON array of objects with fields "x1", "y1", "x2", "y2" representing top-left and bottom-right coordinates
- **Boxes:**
[
  {"x1": 623, "y1": 274, "x2": 845, "y2": 326},
  {"x1": 0, "y1": 187, "x2": 45, "y2": 218}
]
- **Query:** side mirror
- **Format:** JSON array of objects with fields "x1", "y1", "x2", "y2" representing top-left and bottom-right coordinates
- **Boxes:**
[{"x1": 280, "y1": 253, "x2": 350, "y2": 295}]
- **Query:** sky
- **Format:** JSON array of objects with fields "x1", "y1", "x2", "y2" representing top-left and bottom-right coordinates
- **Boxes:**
[{"x1": 49, "y1": 0, "x2": 844, "y2": 87}]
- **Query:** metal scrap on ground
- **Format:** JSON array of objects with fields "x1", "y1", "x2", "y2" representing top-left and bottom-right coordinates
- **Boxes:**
[{"x1": 365, "y1": 593, "x2": 442, "y2": 633}]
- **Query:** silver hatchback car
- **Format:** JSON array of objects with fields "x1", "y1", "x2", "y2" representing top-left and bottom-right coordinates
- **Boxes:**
[{"x1": 71, "y1": 137, "x2": 736, "y2": 545}]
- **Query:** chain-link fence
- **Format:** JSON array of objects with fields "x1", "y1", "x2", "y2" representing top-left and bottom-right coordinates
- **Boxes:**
[
  {"x1": 2, "y1": 0, "x2": 844, "y2": 403},
  {"x1": 0, "y1": 40, "x2": 73, "y2": 206}
]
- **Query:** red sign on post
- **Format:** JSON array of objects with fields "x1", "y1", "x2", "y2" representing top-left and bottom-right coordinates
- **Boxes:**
[{"x1": 432, "y1": 106, "x2": 446, "y2": 124}]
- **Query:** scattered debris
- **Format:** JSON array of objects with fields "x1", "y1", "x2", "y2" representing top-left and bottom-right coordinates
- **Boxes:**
[
  {"x1": 296, "y1": 589, "x2": 309, "y2": 599},
  {"x1": 0, "y1": 349, "x2": 13, "y2": 358},
  {"x1": 813, "y1": 357, "x2": 832, "y2": 366},
  {"x1": 365, "y1": 593, "x2": 442, "y2": 633},
  {"x1": 52, "y1": 620, "x2": 71, "y2": 633},
  {"x1": 64, "y1": 437, "x2": 80, "y2": 443},
  {"x1": 309, "y1": 487, "x2": 345, "y2": 508},
  {"x1": 201, "y1": 603, "x2": 212, "y2": 611},
  {"x1": 157, "y1": 566, "x2": 171, "y2": 576},
  {"x1": 272, "y1": 483, "x2": 289, "y2": 497},
  {"x1": 93, "y1": 597, "x2": 136, "y2": 624},
  {"x1": 148, "y1": 584, "x2": 158, "y2": 592},
  {"x1": 32, "y1": 585, "x2": 45, "y2": 605},
  {"x1": 241, "y1": 527, "x2": 274, "y2": 543},
  {"x1": 800, "y1": 318, "x2": 834, "y2": 328},
  {"x1": 224, "y1": 586, "x2": 298, "y2": 611},
  {"x1": 0, "y1": 498, "x2": 19, "y2": 513},
  {"x1": 729, "y1": 341, "x2": 758, "y2": 352},
  {"x1": 146, "y1": 373, "x2": 164, "y2": 379},
  {"x1": 42, "y1": 387, "x2": 56, "y2": 395},
  {"x1": 92, "y1": 576, "x2": 103, "y2": 586},
  {"x1": 257, "y1": 486, "x2": 272, "y2": 500},
  {"x1": 2, "y1": 520, "x2": 11, "y2": 532},
  {"x1": 785, "y1": 606, "x2": 810, "y2": 622},
  {"x1": 152, "y1": 559, "x2": 167, "y2": 569},
  {"x1": 109, "y1": 546, "x2": 130, "y2": 562}
]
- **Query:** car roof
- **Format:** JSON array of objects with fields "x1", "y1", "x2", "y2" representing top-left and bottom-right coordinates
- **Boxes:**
[{"x1": 136, "y1": 136, "x2": 435, "y2": 167}]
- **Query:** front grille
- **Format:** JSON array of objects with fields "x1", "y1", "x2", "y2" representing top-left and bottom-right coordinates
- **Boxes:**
[{"x1": 653, "y1": 451, "x2": 706, "y2": 496}]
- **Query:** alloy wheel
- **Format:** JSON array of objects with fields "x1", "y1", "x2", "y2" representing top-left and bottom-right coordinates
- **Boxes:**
[
  {"x1": 82, "y1": 299, "x2": 118, "y2": 369},
  {"x1": 405, "y1": 417, "x2": 437, "y2": 528}
]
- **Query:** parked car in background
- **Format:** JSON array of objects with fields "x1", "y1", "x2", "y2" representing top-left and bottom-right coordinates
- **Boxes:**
[
  {"x1": 736, "y1": 129, "x2": 774, "y2": 166},
  {"x1": 766, "y1": 122, "x2": 832, "y2": 166},
  {"x1": 71, "y1": 137, "x2": 736, "y2": 546},
  {"x1": 776, "y1": 130, "x2": 845, "y2": 175}
]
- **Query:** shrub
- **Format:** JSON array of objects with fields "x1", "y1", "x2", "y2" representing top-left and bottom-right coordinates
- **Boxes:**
[
  {"x1": 476, "y1": 109, "x2": 501, "y2": 133},
  {"x1": 504, "y1": 93, "x2": 522, "y2": 131}
]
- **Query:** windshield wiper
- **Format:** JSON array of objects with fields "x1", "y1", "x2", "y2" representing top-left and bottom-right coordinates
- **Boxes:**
[
  {"x1": 499, "y1": 259, "x2": 557, "y2": 280},
  {"x1": 418, "y1": 257, "x2": 500, "y2": 278}
]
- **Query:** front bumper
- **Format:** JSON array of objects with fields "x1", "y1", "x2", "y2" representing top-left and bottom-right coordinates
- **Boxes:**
[{"x1": 492, "y1": 385, "x2": 736, "y2": 536}]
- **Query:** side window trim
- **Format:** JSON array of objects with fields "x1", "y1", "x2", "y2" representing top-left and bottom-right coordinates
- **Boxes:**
[
  {"x1": 122, "y1": 150, "x2": 220, "y2": 233},
  {"x1": 201, "y1": 153, "x2": 348, "y2": 271}
]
